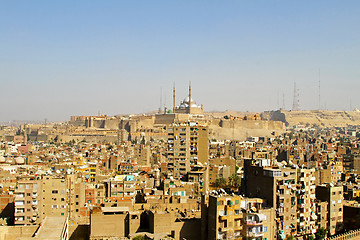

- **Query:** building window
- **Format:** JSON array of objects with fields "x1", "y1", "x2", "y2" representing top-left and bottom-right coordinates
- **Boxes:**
[{"x1": 52, "y1": 190, "x2": 58, "y2": 194}]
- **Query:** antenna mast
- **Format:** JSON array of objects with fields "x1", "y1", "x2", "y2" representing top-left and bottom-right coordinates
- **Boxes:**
[
  {"x1": 159, "y1": 87, "x2": 162, "y2": 114},
  {"x1": 318, "y1": 69, "x2": 321, "y2": 110},
  {"x1": 173, "y1": 83, "x2": 176, "y2": 113},
  {"x1": 282, "y1": 93, "x2": 285, "y2": 110},
  {"x1": 292, "y1": 82, "x2": 300, "y2": 111}
]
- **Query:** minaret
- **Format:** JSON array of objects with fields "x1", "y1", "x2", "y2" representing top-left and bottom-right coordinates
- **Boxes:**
[
  {"x1": 173, "y1": 83, "x2": 176, "y2": 113},
  {"x1": 188, "y1": 81, "x2": 192, "y2": 114},
  {"x1": 188, "y1": 82, "x2": 192, "y2": 114}
]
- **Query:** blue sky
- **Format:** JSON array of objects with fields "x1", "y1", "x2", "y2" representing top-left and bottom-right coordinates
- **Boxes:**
[{"x1": 1, "y1": 1, "x2": 359, "y2": 121}]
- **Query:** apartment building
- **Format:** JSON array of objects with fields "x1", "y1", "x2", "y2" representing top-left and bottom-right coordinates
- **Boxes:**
[
  {"x1": 14, "y1": 179, "x2": 41, "y2": 225},
  {"x1": 315, "y1": 162, "x2": 343, "y2": 185},
  {"x1": 134, "y1": 144, "x2": 151, "y2": 166},
  {"x1": 105, "y1": 175, "x2": 137, "y2": 198},
  {"x1": 166, "y1": 122, "x2": 209, "y2": 179},
  {"x1": 41, "y1": 176, "x2": 68, "y2": 218},
  {"x1": 316, "y1": 201, "x2": 328, "y2": 230},
  {"x1": 67, "y1": 174, "x2": 86, "y2": 224},
  {"x1": 206, "y1": 194, "x2": 275, "y2": 240},
  {"x1": 297, "y1": 168, "x2": 317, "y2": 235},
  {"x1": 244, "y1": 160, "x2": 298, "y2": 237},
  {"x1": 316, "y1": 184, "x2": 343, "y2": 235}
]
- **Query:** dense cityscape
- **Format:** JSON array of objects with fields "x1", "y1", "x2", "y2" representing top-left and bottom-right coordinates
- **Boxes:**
[
  {"x1": 2, "y1": 1, "x2": 360, "y2": 239},
  {"x1": 1, "y1": 86, "x2": 360, "y2": 240}
]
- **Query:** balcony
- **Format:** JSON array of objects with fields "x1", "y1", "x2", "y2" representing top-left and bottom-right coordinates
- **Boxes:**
[
  {"x1": 14, "y1": 211, "x2": 25, "y2": 217},
  {"x1": 15, "y1": 201, "x2": 25, "y2": 206},
  {"x1": 244, "y1": 220, "x2": 262, "y2": 226},
  {"x1": 217, "y1": 232, "x2": 227, "y2": 240},
  {"x1": 15, "y1": 188, "x2": 25, "y2": 193},
  {"x1": 247, "y1": 231, "x2": 264, "y2": 238},
  {"x1": 15, "y1": 217, "x2": 25, "y2": 223},
  {"x1": 15, "y1": 194, "x2": 25, "y2": 199}
]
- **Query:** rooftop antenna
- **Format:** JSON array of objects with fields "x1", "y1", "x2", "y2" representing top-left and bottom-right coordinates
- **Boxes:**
[
  {"x1": 159, "y1": 87, "x2": 162, "y2": 114},
  {"x1": 318, "y1": 68, "x2": 321, "y2": 110},
  {"x1": 282, "y1": 93, "x2": 285, "y2": 110},
  {"x1": 173, "y1": 83, "x2": 176, "y2": 113},
  {"x1": 292, "y1": 82, "x2": 300, "y2": 111}
]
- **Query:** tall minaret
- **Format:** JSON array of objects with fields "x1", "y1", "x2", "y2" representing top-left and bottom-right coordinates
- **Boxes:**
[
  {"x1": 188, "y1": 81, "x2": 192, "y2": 114},
  {"x1": 189, "y1": 81, "x2": 192, "y2": 104},
  {"x1": 173, "y1": 83, "x2": 176, "y2": 113}
]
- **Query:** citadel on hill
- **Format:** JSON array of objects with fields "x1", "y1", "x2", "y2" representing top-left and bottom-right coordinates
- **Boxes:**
[{"x1": 2, "y1": 85, "x2": 360, "y2": 240}]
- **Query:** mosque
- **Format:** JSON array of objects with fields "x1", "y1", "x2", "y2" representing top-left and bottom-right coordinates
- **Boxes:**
[
  {"x1": 172, "y1": 83, "x2": 204, "y2": 115},
  {"x1": 154, "y1": 83, "x2": 205, "y2": 125}
]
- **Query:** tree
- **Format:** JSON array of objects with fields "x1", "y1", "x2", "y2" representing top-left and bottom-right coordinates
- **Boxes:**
[
  {"x1": 228, "y1": 174, "x2": 241, "y2": 188},
  {"x1": 132, "y1": 235, "x2": 149, "y2": 240},
  {"x1": 215, "y1": 178, "x2": 227, "y2": 188},
  {"x1": 286, "y1": 235, "x2": 294, "y2": 240},
  {"x1": 308, "y1": 235, "x2": 315, "y2": 240},
  {"x1": 315, "y1": 228, "x2": 327, "y2": 240}
]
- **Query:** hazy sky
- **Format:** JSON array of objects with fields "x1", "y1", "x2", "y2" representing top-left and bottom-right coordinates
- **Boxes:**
[{"x1": 1, "y1": 1, "x2": 360, "y2": 122}]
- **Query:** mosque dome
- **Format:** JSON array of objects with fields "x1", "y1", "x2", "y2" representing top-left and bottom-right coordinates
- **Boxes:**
[
  {"x1": 15, "y1": 157, "x2": 25, "y2": 165},
  {"x1": 183, "y1": 97, "x2": 194, "y2": 103},
  {"x1": 179, "y1": 103, "x2": 189, "y2": 108},
  {"x1": 0, "y1": 156, "x2": 5, "y2": 163}
]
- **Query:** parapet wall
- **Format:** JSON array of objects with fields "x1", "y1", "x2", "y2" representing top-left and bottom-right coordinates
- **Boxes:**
[
  {"x1": 328, "y1": 229, "x2": 360, "y2": 240},
  {"x1": 0, "y1": 225, "x2": 39, "y2": 240}
]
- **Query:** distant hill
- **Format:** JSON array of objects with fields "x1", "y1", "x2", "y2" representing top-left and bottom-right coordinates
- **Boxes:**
[{"x1": 262, "y1": 109, "x2": 360, "y2": 127}]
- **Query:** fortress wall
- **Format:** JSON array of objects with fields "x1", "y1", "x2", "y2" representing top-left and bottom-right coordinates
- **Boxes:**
[
  {"x1": 154, "y1": 114, "x2": 177, "y2": 125},
  {"x1": 219, "y1": 119, "x2": 285, "y2": 130},
  {"x1": 57, "y1": 135, "x2": 118, "y2": 144},
  {"x1": 129, "y1": 117, "x2": 155, "y2": 132},
  {"x1": 103, "y1": 119, "x2": 121, "y2": 129}
]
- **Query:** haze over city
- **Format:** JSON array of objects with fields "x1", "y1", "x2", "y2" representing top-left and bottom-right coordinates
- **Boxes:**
[
  {"x1": 1, "y1": 1, "x2": 360, "y2": 122},
  {"x1": 4, "y1": 2, "x2": 360, "y2": 240}
]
